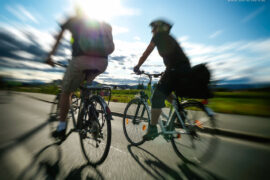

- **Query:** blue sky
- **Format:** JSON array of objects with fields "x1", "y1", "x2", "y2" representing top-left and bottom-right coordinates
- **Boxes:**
[{"x1": 0, "y1": 0, "x2": 269, "y2": 85}]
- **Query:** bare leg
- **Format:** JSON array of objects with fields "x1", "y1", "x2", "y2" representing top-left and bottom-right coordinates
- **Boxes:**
[{"x1": 59, "y1": 92, "x2": 72, "y2": 122}]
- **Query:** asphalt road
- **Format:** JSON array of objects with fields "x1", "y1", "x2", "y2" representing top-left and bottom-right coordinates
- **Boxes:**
[{"x1": 0, "y1": 91, "x2": 270, "y2": 180}]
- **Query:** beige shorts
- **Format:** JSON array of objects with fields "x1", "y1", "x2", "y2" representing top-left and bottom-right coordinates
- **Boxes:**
[{"x1": 62, "y1": 56, "x2": 108, "y2": 93}]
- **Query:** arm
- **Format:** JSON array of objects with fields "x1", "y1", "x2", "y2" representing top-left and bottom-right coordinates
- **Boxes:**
[
  {"x1": 46, "y1": 28, "x2": 65, "y2": 67},
  {"x1": 134, "y1": 41, "x2": 155, "y2": 70}
]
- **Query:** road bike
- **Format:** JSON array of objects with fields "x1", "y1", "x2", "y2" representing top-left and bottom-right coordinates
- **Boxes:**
[
  {"x1": 49, "y1": 62, "x2": 112, "y2": 166},
  {"x1": 123, "y1": 70, "x2": 216, "y2": 163}
]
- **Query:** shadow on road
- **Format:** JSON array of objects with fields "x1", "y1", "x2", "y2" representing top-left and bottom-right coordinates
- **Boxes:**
[
  {"x1": 17, "y1": 142, "x2": 62, "y2": 180},
  {"x1": 127, "y1": 145, "x2": 182, "y2": 179},
  {"x1": 16, "y1": 92, "x2": 54, "y2": 104},
  {"x1": 177, "y1": 159, "x2": 223, "y2": 180},
  {"x1": 0, "y1": 119, "x2": 51, "y2": 158},
  {"x1": 17, "y1": 142, "x2": 104, "y2": 180},
  {"x1": 127, "y1": 145, "x2": 221, "y2": 180},
  {"x1": 65, "y1": 164, "x2": 104, "y2": 180}
]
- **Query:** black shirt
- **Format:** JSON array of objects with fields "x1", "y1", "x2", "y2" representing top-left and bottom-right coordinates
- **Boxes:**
[{"x1": 151, "y1": 32, "x2": 190, "y2": 70}]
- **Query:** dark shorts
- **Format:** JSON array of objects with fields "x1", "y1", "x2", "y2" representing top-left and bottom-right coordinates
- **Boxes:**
[{"x1": 151, "y1": 67, "x2": 190, "y2": 108}]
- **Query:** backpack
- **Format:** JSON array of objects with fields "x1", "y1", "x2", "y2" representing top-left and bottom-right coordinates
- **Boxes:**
[
  {"x1": 190, "y1": 63, "x2": 210, "y2": 85},
  {"x1": 175, "y1": 63, "x2": 213, "y2": 99},
  {"x1": 78, "y1": 20, "x2": 114, "y2": 56}
]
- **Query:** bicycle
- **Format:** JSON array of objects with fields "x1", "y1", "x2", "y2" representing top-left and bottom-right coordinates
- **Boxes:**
[
  {"x1": 123, "y1": 70, "x2": 216, "y2": 163},
  {"x1": 49, "y1": 62, "x2": 112, "y2": 166}
]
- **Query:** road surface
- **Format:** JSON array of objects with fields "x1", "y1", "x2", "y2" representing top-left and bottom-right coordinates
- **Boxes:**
[{"x1": 0, "y1": 91, "x2": 269, "y2": 179}]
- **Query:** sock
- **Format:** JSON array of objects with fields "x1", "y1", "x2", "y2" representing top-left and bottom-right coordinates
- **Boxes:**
[{"x1": 57, "y1": 121, "x2": 67, "y2": 131}]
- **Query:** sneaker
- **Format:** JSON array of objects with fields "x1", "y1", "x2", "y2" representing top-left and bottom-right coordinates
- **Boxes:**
[
  {"x1": 51, "y1": 129, "x2": 66, "y2": 140},
  {"x1": 143, "y1": 125, "x2": 158, "y2": 141}
]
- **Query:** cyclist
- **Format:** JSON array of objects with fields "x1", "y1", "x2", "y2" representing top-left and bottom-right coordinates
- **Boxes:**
[
  {"x1": 134, "y1": 19, "x2": 191, "y2": 141},
  {"x1": 46, "y1": 8, "x2": 114, "y2": 139}
]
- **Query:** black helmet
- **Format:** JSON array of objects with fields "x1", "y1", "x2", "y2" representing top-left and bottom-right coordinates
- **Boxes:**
[{"x1": 149, "y1": 19, "x2": 173, "y2": 32}]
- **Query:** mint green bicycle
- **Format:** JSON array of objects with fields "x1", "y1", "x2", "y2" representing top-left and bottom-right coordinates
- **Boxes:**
[{"x1": 123, "y1": 70, "x2": 216, "y2": 162}]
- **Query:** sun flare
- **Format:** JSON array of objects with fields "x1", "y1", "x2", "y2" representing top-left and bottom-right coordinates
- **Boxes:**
[{"x1": 73, "y1": 0, "x2": 124, "y2": 21}]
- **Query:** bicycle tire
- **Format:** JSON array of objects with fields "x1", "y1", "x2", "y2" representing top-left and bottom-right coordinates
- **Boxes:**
[
  {"x1": 79, "y1": 95, "x2": 111, "y2": 166},
  {"x1": 70, "y1": 94, "x2": 79, "y2": 127},
  {"x1": 171, "y1": 100, "x2": 217, "y2": 163},
  {"x1": 49, "y1": 94, "x2": 60, "y2": 121},
  {"x1": 123, "y1": 98, "x2": 150, "y2": 146}
]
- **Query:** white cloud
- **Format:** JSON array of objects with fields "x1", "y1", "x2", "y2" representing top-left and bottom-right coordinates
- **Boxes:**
[
  {"x1": 180, "y1": 38, "x2": 270, "y2": 83},
  {"x1": 133, "y1": 36, "x2": 141, "y2": 41},
  {"x1": 17, "y1": 5, "x2": 38, "y2": 24},
  {"x1": 6, "y1": 5, "x2": 38, "y2": 24},
  {"x1": 0, "y1": 68, "x2": 63, "y2": 83},
  {"x1": 1, "y1": 21, "x2": 270, "y2": 85},
  {"x1": 209, "y1": 30, "x2": 223, "y2": 39},
  {"x1": 112, "y1": 25, "x2": 129, "y2": 35},
  {"x1": 12, "y1": 51, "x2": 35, "y2": 60},
  {"x1": 0, "y1": 24, "x2": 33, "y2": 45},
  {"x1": 178, "y1": 36, "x2": 189, "y2": 42},
  {"x1": 242, "y1": 6, "x2": 266, "y2": 23},
  {"x1": 67, "y1": 0, "x2": 140, "y2": 21}
]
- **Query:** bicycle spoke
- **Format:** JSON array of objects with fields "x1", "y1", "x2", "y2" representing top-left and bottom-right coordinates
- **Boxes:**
[
  {"x1": 123, "y1": 98, "x2": 150, "y2": 145},
  {"x1": 79, "y1": 95, "x2": 111, "y2": 165},
  {"x1": 171, "y1": 101, "x2": 217, "y2": 163}
]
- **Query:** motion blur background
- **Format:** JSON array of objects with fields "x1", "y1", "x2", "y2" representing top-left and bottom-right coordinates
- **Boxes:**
[
  {"x1": 0, "y1": 0, "x2": 270, "y2": 116},
  {"x1": 0, "y1": 1, "x2": 270, "y2": 179}
]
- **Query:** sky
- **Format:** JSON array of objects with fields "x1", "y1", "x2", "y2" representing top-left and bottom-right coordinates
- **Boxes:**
[{"x1": 0, "y1": 0, "x2": 269, "y2": 85}]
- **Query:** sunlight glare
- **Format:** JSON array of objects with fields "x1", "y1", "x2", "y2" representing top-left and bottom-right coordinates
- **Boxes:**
[{"x1": 74, "y1": 0, "x2": 124, "y2": 21}]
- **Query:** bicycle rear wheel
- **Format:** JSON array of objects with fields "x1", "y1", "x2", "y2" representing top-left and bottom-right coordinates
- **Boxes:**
[
  {"x1": 123, "y1": 98, "x2": 150, "y2": 146},
  {"x1": 79, "y1": 95, "x2": 111, "y2": 166},
  {"x1": 171, "y1": 100, "x2": 217, "y2": 163}
]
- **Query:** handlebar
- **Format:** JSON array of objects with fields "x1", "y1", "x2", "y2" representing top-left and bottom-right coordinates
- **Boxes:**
[
  {"x1": 54, "y1": 62, "x2": 68, "y2": 68},
  {"x1": 135, "y1": 70, "x2": 163, "y2": 78}
]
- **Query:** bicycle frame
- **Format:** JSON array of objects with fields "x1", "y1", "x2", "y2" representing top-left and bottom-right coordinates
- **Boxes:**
[{"x1": 137, "y1": 71, "x2": 190, "y2": 139}]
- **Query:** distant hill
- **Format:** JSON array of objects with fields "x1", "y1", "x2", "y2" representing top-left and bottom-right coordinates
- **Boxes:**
[
  {"x1": 1, "y1": 76, "x2": 270, "y2": 91},
  {"x1": 214, "y1": 83, "x2": 270, "y2": 91}
]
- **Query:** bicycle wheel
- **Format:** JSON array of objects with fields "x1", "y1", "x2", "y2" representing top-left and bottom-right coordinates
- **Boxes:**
[
  {"x1": 171, "y1": 100, "x2": 217, "y2": 163},
  {"x1": 49, "y1": 94, "x2": 60, "y2": 122},
  {"x1": 69, "y1": 94, "x2": 79, "y2": 127},
  {"x1": 123, "y1": 98, "x2": 150, "y2": 146},
  {"x1": 79, "y1": 95, "x2": 111, "y2": 166}
]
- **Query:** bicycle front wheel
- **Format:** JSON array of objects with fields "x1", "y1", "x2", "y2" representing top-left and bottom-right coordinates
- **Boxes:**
[
  {"x1": 171, "y1": 100, "x2": 217, "y2": 163},
  {"x1": 69, "y1": 94, "x2": 79, "y2": 127},
  {"x1": 79, "y1": 95, "x2": 111, "y2": 166},
  {"x1": 50, "y1": 94, "x2": 60, "y2": 122},
  {"x1": 123, "y1": 98, "x2": 150, "y2": 146}
]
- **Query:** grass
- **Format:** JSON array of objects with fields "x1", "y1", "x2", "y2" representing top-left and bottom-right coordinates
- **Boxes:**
[
  {"x1": 208, "y1": 98, "x2": 270, "y2": 117},
  {"x1": 2, "y1": 84, "x2": 270, "y2": 117}
]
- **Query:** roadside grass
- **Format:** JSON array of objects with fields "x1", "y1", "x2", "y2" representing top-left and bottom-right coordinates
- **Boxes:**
[
  {"x1": 3, "y1": 85, "x2": 270, "y2": 117},
  {"x1": 208, "y1": 98, "x2": 270, "y2": 117}
]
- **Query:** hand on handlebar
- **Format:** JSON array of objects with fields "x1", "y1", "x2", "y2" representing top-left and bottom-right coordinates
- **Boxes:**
[
  {"x1": 46, "y1": 57, "x2": 55, "y2": 67},
  {"x1": 133, "y1": 65, "x2": 142, "y2": 75}
]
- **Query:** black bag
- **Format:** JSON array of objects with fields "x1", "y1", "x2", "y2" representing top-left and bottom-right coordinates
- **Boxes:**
[
  {"x1": 190, "y1": 63, "x2": 210, "y2": 85},
  {"x1": 175, "y1": 63, "x2": 213, "y2": 99}
]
